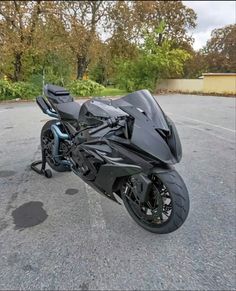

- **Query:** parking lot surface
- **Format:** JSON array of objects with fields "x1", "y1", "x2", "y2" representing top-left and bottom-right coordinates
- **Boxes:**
[{"x1": 0, "y1": 94, "x2": 235, "y2": 290}]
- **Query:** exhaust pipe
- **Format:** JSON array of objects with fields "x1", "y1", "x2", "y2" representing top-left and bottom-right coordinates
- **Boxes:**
[{"x1": 51, "y1": 123, "x2": 71, "y2": 167}]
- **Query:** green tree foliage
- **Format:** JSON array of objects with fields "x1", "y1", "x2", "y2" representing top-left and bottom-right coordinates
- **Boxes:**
[{"x1": 114, "y1": 28, "x2": 190, "y2": 92}]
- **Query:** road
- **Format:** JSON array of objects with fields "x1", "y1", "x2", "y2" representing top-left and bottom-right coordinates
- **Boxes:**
[{"x1": 0, "y1": 94, "x2": 235, "y2": 290}]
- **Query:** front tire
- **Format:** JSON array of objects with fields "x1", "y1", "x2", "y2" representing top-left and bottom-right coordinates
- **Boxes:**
[{"x1": 122, "y1": 169, "x2": 190, "y2": 234}]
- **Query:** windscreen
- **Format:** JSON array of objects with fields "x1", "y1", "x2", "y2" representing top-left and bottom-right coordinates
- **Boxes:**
[{"x1": 121, "y1": 90, "x2": 169, "y2": 131}]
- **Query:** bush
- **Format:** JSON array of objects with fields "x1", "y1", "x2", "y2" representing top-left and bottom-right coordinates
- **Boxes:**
[
  {"x1": 114, "y1": 44, "x2": 190, "y2": 92},
  {"x1": 113, "y1": 27, "x2": 190, "y2": 92},
  {"x1": 0, "y1": 79, "x2": 40, "y2": 100},
  {"x1": 68, "y1": 80, "x2": 105, "y2": 97}
]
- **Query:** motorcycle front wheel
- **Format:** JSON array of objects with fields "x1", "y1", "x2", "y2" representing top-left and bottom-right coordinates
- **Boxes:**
[{"x1": 122, "y1": 169, "x2": 190, "y2": 234}]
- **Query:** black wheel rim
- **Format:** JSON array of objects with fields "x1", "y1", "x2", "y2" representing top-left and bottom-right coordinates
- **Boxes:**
[
  {"x1": 41, "y1": 129, "x2": 60, "y2": 166},
  {"x1": 124, "y1": 176, "x2": 173, "y2": 228}
]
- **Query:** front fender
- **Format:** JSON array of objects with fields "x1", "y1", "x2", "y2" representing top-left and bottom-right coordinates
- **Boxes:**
[
  {"x1": 95, "y1": 163, "x2": 142, "y2": 195},
  {"x1": 150, "y1": 164, "x2": 174, "y2": 175}
]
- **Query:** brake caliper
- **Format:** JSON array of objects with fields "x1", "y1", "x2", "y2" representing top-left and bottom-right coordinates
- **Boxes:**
[{"x1": 130, "y1": 174, "x2": 152, "y2": 203}]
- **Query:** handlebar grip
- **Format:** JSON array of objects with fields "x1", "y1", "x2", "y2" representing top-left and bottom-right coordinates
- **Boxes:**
[{"x1": 89, "y1": 118, "x2": 118, "y2": 135}]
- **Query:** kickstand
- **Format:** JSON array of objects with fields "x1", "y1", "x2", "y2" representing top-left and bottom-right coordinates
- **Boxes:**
[{"x1": 31, "y1": 149, "x2": 52, "y2": 178}]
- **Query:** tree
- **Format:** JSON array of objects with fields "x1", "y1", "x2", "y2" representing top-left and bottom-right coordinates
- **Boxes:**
[
  {"x1": 104, "y1": 1, "x2": 196, "y2": 84},
  {"x1": 58, "y1": 1, "x2": 110, "y2": 79},
  {"x1": 182, "y1": 51, "x2": 208, "y2": 78},
  {"x1": 0, "y1": 1, "x2": 44, "y2": 81},
  {"x1": 106, "y1": 1, "x2": 141, "y2": 59},
  {"x1": 203, "y1": 24, "x2": 236, "y2": 72},
  {"x1": 133, "y1": 0, "x2": 197, "y2": 46},
  {"x1": 107, "y1": 1, "x2": 196, "y2": 58},
  {"x1": 114, "y1": 27, "x2": 190, "y2": 91},
  {"x1": 88, "y1": 43, "x2": 110, "y2": 85},
  {"x1": 0, "y1": 1, "x2": 198, "y2": 86}
]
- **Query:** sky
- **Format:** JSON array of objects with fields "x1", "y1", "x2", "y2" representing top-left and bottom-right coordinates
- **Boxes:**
[{"x1": 185, "y1": 1, "x2": 236, "y2": 50}]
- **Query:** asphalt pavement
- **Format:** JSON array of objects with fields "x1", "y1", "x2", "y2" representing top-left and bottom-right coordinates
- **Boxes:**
[{"x1": 0, "y1": 94, "x2": 235, "y2": 290}]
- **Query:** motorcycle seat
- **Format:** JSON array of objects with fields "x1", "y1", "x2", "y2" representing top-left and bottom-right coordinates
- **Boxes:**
[
  {"x1": 44, "y1": 84, "x2": 74, "y2": 104},
  {"x1": 55, "y1": 101, "x2": 81, "y2": 121}
]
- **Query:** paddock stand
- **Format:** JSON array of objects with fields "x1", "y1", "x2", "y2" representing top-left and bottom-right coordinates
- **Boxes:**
[{"x1": 31, "y1": 148, "x2": 52, "y2": 178}]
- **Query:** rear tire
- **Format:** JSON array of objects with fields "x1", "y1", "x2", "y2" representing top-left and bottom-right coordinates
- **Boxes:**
[
  {"x1": 41, "y1": 120, "x2": 71, "y2": 172},
  {"x1": 122, "y1": 169, "x2": 190, "y2": 234}
]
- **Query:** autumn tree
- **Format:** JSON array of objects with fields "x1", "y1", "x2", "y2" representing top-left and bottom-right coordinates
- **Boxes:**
[
  {"x1": 26, "y1": 6, "x2": 74, "y2": 86},
  {"x1": 0, "y1": 1, "x2": 44, "y2": 81},
  {"x1": 107, "y1": 0, "x2": 197, "y2": 52},
  {"x1": 182, "y1": 51, "x2": 207, "y2": 78},
  {"x1": 106, "y1": 1, "x2": 141, "y2": 59},
  {"x1": 0, "y1": 0, "x2": 199, "y2": 87},
  {"x1": 58, "y1": 1, "x2": 111, "y2": 80},
  {"x1": 203, "y1": 24, "x2": 236, "y2": 72},
  {"x1": 132, "y1": 0, "x2": 196, "y2": 46}
]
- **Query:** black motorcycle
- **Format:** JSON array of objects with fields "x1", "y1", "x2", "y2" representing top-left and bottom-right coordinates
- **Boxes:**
[{"x1": 32, "y1": 84, "x2": 189, "y2": 234}]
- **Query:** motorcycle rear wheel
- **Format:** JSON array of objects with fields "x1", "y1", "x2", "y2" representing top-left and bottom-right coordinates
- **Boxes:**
[
  {"x1": 122, "y1": 169, "x2": 189, "y2": 234},
  {"x1": 41, "y1": 120, "x2": 71, "y2": 172}
]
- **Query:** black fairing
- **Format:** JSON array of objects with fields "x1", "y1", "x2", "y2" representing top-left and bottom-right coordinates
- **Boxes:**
[
  {"x1": 165, "y1": 116, "x2": 182, "y2": 162},
  {"x1": 56, "y1": 102, "x2": 81, "y2": 121},
  {"x1": 114, "y1": 90, "x2": 169, "y2": 132},
  {"x1": 79, "y1": 99, "x2": 128, "y2": 126},
  {"x1": 76, "y1": 90, "x2": 182, "y2": 164},
  {"x1": 37, "y1": 84, "x2": 184, "y2": 204},
  {"x1": 120, "y1": 105, "x2": 176, "y2": 164}
]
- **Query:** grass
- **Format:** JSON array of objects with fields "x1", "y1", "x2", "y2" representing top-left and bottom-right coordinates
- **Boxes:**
[{"x1": 93, "y1": 87, "x2": 128, "y2": 97}]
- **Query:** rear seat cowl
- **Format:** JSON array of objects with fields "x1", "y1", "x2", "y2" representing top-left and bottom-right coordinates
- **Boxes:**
[
  {"x1": 44, "y1": 84, "x2": 74, "y2": 104},
  {"x1": 44, "y1": 84, "x2": 70, "y2": 96}
]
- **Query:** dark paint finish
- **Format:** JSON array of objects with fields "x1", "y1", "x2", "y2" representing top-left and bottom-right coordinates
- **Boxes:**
[
  {"x1": 37, "y1": 86, "x2": 183, "y2": 201},
  {"x1": 56, "y1": 102, "x2": 81, "y2": 121},
  {"x1": 113, "y1": 90, "x2": 169, "y2": 131},
  {"x1": 12, "y1": 201, "x2": 48, "y2": 230},
  {"x1": 34, "y1": 84, "x2": 189, "y2": 234}
]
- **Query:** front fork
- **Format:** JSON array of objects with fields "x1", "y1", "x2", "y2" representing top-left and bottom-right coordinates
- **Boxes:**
[
  {"x1": 126, "y1": 173, "x2": 153, "y2": 204},
  {"x1": 124, "y1": 165, "x2": 174, "y2": 204}
]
